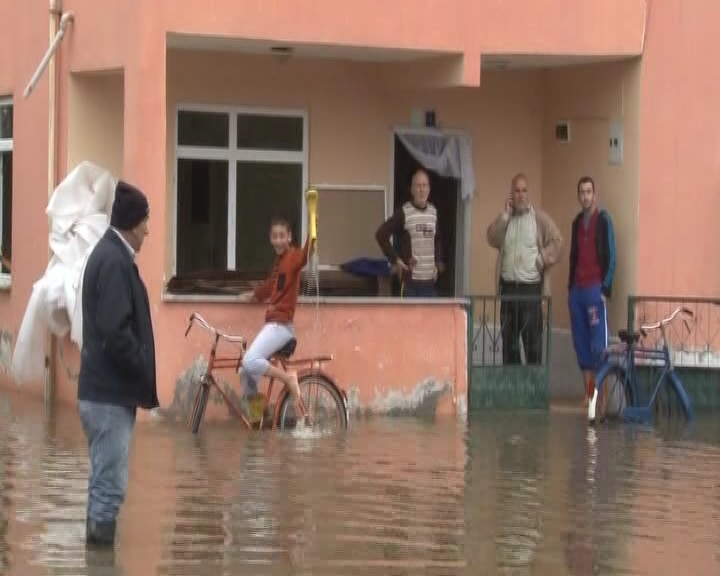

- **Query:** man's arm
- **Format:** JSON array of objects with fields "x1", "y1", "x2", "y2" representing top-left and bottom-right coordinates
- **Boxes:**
[
  {"x1": 95, "y1": 262, "x2": 145, "y2": 378},
  {"x1": 251, "y1": 276, "x2": 273, "y2": 303},
  {"x1": 601, "y1": 212, "x2": 617, "y2": 298},
  {"x1": 536, "y1": 210, "x2": 564, "y2": 269},
  {"x1": 434, "y1": 219, "x2": 445, "y2": 275},
  {"x1": 375, "y1": 209, "x2": 405, "y2": 264},
  {"x1": 486, "y1": 213, "x2": 510, "y2": 249},
  {"x1": 291, "y1": 236, "x2": 313, "y2": 272}
]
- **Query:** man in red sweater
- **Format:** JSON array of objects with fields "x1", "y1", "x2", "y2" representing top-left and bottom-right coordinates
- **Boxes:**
[
  {"x1": 568, "y1": 176, "x2": 617, "y2": 408},
  {"x1": 239, "y1": 216, "x2": 312, "y2": 413}
]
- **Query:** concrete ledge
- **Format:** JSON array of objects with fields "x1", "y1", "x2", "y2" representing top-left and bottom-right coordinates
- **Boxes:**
[{"x1": 162, "y1": 291, "x2": 468, "y2": 306}]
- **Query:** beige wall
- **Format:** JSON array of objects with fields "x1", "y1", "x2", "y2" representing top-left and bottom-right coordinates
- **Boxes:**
[
  {"x1": 542, "y1": 60, "x2": 640, "y2": 332},
  {"x1": 164, "y1": 50, "x2": 639, "y2": 332},
  {"x1": 67, "y1": 71, "x2": 125, "y2": 176},
  {"x1": 165, "y1": 49, "x2": 545, "y2": 291}
]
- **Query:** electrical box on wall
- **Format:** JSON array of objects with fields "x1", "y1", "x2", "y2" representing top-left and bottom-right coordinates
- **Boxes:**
[{"x1": 609, "y1": 120, "x2": 623, "y2": 165}]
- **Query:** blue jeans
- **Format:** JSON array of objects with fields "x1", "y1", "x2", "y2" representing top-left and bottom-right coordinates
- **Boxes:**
[
  {"x1": 402, "y1": 281, "x2": 437, "y2": 298},
  {"x1": 79, "y1": 400, "x2": 136, "y2": 522}
]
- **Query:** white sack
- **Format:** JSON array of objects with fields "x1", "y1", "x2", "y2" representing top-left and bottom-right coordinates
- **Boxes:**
[{"x1": 11, "y1": 162, "x2": 116, "y2": 383}]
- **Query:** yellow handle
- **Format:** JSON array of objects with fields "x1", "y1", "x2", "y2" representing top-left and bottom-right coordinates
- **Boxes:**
[{"x1": 306, "y1": 188, "x2": 318, "y2": 242}]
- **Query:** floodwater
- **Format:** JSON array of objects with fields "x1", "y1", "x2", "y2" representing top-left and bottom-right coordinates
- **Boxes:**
[{"x1": 1, "y1": 391, "x2": 719, "y2": 576}]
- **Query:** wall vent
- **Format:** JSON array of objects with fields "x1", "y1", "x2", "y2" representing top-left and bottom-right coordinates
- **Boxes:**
[{"x1": 555, "y1": 121, "x2": 570, "y2": 143}]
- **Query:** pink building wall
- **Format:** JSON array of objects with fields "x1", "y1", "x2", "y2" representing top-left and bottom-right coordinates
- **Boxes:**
[{"x1": 1, "y1": 0, "x2": 718, "y2": 419}]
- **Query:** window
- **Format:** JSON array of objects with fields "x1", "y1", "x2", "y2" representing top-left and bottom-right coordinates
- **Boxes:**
[
  {"x1": 173, "y1": 106, "x2": 306, "y2": 284},
  {"x1": 0, "y1": 99, "x2": 12, "y2": 282}
]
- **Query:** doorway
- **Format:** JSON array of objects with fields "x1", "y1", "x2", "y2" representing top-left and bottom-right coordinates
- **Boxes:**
[{"x1": 392, "y1": 134, "x2": 460, "y2": 298}]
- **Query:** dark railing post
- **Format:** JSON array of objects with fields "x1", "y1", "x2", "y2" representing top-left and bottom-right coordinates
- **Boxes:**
[
  {"x1": 466, "y1": 297, "x2": 474, "y2": 410},
  {"x1": 627, "y1": 294, "x2": 636, "y2": 333},
  {"x1": 546, "y1": 296, "x2": 553, "y2": 381}
]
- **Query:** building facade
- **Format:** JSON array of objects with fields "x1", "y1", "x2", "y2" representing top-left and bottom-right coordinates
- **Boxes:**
[{"x1": 1, "y1": 0, "x2": 717, "y2": 419}]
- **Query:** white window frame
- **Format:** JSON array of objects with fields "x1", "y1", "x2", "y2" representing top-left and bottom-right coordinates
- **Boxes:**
[
  {"x1": 0, "y1": 97, "x2": 12, "y2": 288},
  {"x1": 172, "y1": 103, "x2": 309, "y2": 275}
]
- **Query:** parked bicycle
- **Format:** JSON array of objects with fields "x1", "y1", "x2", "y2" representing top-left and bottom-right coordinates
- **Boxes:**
[
  {"x1": 590, "y1": 306, "x2": 695, "y2": 425},
  {"x1": 184, "y1": 312, "x2": 349, "y2": 434}
]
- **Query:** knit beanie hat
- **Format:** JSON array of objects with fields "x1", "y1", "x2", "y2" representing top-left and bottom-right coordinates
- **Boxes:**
[{"x1": 110, "y1": 180, "x2": 150, "y2": 231}]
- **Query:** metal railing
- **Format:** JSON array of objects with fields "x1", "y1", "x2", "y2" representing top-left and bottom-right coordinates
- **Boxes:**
[
  {"x1": 628, "y1": 296, "x2": 720, "y2": 369},
  {"x1": 466, "y1": 294, "x2": 552, "y2": 410}
]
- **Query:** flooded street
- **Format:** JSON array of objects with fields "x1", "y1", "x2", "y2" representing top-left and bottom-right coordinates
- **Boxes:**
[{"x1": 1, "y1": 390, "x2": 719, "y2": 575}]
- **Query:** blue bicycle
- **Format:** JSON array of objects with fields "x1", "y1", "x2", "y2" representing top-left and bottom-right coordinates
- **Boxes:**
[{"x1": 589, "y1": 306, "x2": 695, "y2": 425}]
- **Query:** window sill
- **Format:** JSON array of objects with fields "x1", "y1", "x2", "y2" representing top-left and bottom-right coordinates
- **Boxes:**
[
  {"x1": 161, "y1": 291, "x2": 468, "y2": 306},
  {"x1": 0, "y1": 274, "x2": 11, "y2": 292}
]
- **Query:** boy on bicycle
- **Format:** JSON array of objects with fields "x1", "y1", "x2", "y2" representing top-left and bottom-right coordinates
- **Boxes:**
[{"x1": 239, "y1": 216, "x2": 312, "y2": 418}]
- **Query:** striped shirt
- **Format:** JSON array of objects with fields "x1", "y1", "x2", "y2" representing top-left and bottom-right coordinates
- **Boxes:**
[
  {"x1": 376, "y1": 200, "x2": 443, "y2": 283},
  {"x1": 403, "y1": 202, "x2": 437, "y2": 281}
]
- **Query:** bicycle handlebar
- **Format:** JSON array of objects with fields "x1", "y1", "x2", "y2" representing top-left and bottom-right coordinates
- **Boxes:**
[
  {"x1": 184, "y1": 312, "x2": 247, "y2": 345},
  {"x1": 639, "y1": 306, "x2": 694, "y2": 336}
]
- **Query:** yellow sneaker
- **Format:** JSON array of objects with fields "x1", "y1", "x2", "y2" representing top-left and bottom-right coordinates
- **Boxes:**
[{"x1": 247, "y1": 393, "x2": 266, "y2": 423}]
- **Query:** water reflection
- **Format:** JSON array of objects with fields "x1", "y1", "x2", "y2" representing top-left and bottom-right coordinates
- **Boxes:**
[{"x1": 0, "y1": 390, "x2": 719, "y2": 575}]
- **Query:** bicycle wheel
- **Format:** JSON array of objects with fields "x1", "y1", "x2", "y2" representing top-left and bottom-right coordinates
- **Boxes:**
[
  {"x1": 189, "y1": 380, "x2": 210, "y2": 434},
  {"x1": 595, "y1": 365, "x2": 633, "y2": 423},
  {"x1": 653, "y1": 373, "x2": 691, "y2": 425},
  {"x1": 278, "y1": 373, "x2": 348, "y2": 433}
]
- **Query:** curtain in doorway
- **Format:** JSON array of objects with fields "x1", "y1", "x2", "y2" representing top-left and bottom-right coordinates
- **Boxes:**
[{"x1": 395, "y1": 131, "x2": 475, "y2": 201}]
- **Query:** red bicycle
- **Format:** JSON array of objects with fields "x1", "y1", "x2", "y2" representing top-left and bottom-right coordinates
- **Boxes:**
[{"x1": 184, "y1": 312, "x2": 348, "y2": 434}]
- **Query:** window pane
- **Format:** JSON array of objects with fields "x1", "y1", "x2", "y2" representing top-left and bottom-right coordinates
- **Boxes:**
[
  {"x1": 235, "y1": 161, "x2": 302, "y2": 273},
  {"x1": 0, "y1": 104, "x2": 11, "y2": 140},
  {"x1": 1, "y1": 151, "x2": 12, "y2": 274},
  {"x1": 176, "y1": 159, "x2": 229, "y2": 275},
  {"x1": 236, "y1": 114, "x2": 303, "y2": 151},
  {"x1": 177, "y1": 110, "x2": 229, "y2": 148}
]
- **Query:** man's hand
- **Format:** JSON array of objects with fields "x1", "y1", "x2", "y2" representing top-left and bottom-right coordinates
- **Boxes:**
[
  {"x1": 504, "y1": 195, "x2": 513, "y2": 216},
  {"x1": 392, "y1": 259, "x2": 409, "y2": 276}
]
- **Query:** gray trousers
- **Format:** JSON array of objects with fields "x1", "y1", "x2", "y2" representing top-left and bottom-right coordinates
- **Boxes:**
[{"x1": 240, "y1": 322, "x2": 295, "y2": 395}]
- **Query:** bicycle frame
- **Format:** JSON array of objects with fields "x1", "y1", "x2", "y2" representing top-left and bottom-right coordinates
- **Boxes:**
[
  {"x1": 598, "y1": 306, "x2": 695, "y2": 423},
  {"x1": 185, "y1": 312, "x2": 345, "y2": 431}
]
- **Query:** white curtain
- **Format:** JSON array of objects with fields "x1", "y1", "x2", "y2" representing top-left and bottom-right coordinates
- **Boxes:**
[{"x1": 396, "y1": 131, "x2": 475, "y2": 201}]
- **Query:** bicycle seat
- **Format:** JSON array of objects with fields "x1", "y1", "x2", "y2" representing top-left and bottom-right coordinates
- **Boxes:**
[
  {"x1": 275, "y1": 338, "x2": 297, "y2": 359},
  {"x1": 618, "y1": 329, "x2": 641, "y2": 344}
]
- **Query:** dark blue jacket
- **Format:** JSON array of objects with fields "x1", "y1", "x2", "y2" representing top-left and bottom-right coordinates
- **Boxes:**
[
  {"x1": 568, "y1": 209, "x2": 616, "y2": 298},
  {"x1": 78, "y1": 229, "x2": 159, "y2": 409}
]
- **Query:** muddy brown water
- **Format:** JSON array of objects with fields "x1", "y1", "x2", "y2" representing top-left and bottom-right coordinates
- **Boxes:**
[{"x1": 0, "y1": 390, "x2": 719, "y2": 575}]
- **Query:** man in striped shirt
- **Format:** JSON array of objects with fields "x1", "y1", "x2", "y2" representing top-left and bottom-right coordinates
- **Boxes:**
[{"x1": 376, "y1": 168, "x2": 444, "y2": 297}]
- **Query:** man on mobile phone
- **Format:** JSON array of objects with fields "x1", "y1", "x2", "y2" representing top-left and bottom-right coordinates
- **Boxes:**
[{"x1": 487, "y1": 173, "x2": 563, "y2": 365}]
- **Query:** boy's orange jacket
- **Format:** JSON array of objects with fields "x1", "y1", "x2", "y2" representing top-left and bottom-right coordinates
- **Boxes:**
[{"x1": 253, "y1": 239, "x2": 310, "y2": 324}]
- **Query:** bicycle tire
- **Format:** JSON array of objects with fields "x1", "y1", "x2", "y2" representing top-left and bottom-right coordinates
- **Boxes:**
[
  {"x1": 653, "y1": 373, "x2": 691, "y2": 424},
  {"x1": 278, "y1": 373, "x2": 348, "y2": 433},
  {"x1": 189, "y1": 381, "x2": 210, "y2": 435},
  {"x1": 595, "y1": 364, "x2": 633, "y2": 423}
]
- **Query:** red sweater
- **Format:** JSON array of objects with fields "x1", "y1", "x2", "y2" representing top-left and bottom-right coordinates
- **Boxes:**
[
  {"x1": 573, "y1": 210, "x2": 603, "y2": 287},
  {"x1": 253, "y1": 239, "x2": 310, "y2": 324}
]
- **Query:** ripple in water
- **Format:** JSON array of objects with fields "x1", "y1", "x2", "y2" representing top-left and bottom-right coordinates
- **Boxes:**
[{"x1": 0, "y1": 397, "x2": 719, "y2": 575}]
